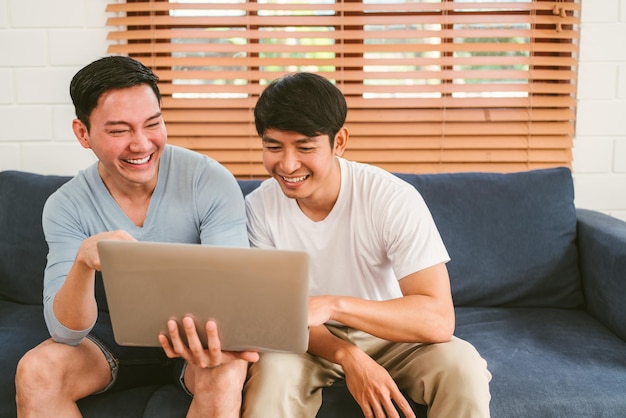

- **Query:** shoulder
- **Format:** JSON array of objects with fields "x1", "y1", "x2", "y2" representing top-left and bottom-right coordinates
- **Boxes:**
[
  {"x1": 246, "y1": 178, "x2": 280, "y2": 200},
  {"x1": 342, "y1": 158, "x2": 417, "y2": 198},
  {"x1": 164, "y1": 145, "x2": 237, "y2": 185},
  {"x1": 44, "y1": 165, "x2": 96, "y2": 211},
  {"x1": 42, "y1": 166, "x2": 101, "y2": 232},
  {"x1": 245, "y1": 178, "x2": 284, "y2": 213}
]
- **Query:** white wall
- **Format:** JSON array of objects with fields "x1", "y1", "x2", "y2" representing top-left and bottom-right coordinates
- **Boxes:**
[
  {"x1": 574, "y1": 0, "x2": 626, "y2": 221},
  {"x1": 1, "y1": 0, "x2": 625, "y2": 221}
]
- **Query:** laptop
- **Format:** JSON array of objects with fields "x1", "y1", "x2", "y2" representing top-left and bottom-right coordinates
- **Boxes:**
[{"x1": 97, "y1": 240, "x2": 309, "y2": 353}]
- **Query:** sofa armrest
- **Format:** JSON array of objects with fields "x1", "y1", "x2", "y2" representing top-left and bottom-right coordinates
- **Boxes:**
[{"x1": 576, "y1": 208, "x2": 626, "y2": 342}]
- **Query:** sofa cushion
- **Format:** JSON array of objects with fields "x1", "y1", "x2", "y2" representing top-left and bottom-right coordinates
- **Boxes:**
[
  {"x1": 395, "y1": 168, "x2": 582, "y2": 308},
  {"x1": 0, "y1": 171, "x2": 71, "y2": 305},
  {"x1": 455, "y1": 306, "x2": 626, "y2": 416}
]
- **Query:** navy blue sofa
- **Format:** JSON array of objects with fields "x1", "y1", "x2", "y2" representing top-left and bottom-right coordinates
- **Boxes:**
[{"x1": 1, "y1": 167, "x2": 625, "y2": 417}]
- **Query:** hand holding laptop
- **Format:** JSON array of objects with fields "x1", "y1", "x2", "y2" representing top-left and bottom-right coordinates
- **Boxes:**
[{"x1": 159, "y1": 317, "x2": 260, "y2": 366}]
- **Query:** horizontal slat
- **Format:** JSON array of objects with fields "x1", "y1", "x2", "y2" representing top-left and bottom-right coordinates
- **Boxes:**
[
  {"x1": 169, "y1": 135, "x2": 573, "y2": 151},
  {"x1": 164, "y1": 121, "x2": 575, "y2": 137},
  {"x1": 163, "y1": 108, "x2": 576, "y2": 123},
  {"x1": 158, "y1": 96, "x2": 577, "y2": 109},
  {"x1": 106, "y1": 1, "x2": 580, "y2": 14},
  {"x1": 107, "y1": 13, "x2": 577, "y2": 27},
  {"x1": 108, "y1": 28, "x2": 579, "y2": 43},
  {"x1": 108, "y1": 41, "x2": 579, "y2": 55},
  {"x1": 191, "y1": 148, "x2": 571, "y2": 163}
]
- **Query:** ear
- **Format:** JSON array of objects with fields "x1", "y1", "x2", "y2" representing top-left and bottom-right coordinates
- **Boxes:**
[
  {"x1": 333, "y1": 127, "x2": 349, "y2": 157},
  {"x1": 72, "y1": 119, "x2": 92, "y2": 150}
]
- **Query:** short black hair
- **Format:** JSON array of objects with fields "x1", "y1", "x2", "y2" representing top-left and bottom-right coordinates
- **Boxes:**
[
  {"x1": 254, "y1": 72, "x2": 347, "y2": 146},
  {"x1": 69, "y1": 56, "x2": 161, "y2": 131}
]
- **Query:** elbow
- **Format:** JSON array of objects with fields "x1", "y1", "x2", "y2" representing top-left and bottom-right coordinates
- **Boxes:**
[{"x1": 421, "y1": 316, "x2": 455, "y2": 344}]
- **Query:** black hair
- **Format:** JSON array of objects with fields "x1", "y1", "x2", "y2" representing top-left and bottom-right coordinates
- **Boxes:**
[
  {"x1": 69, "y1": 56, "x2": 161, "y2": 131},
  {"x1": 254, "y1": 72, "x2": 347, "y2": 146}
]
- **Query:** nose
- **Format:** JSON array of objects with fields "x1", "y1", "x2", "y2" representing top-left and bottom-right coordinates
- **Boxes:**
[
  {"x1": 280, "y1": 149, "x2": 301, "y2": 173},
  {"x1": 129, "y1": 129, "x2": 151, "y2": 152}
]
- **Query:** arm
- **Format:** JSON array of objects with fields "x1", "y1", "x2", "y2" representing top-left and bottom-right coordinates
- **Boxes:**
[
  {"x1": 309, "y1": 263, "x2": 455, "y2": 344},
  {"x1": 42, "y1": 186, "x2": 137, "y2": 344},
  {"x1": 51, "y1": 230, "x2": 136, "y2": 332},
  {"x1": 306, "y1": 263, "x2": 452, "y2": 418},
  {"x1": 576, "y1": 209, "x2": 626, "y2": 342}
]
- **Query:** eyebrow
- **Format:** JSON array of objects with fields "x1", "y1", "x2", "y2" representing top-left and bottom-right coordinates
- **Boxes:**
[
  {"x1": 104, "y1": 112, "x2": 163, "y2": 127},
  {"x1": 262, "y1": 136, "x2": 318, "y2": 144}
]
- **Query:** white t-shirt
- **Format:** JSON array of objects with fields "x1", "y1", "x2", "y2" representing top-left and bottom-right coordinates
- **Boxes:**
[{"x1": 245, "y1": 157, "x2": 449, "y2": 301}]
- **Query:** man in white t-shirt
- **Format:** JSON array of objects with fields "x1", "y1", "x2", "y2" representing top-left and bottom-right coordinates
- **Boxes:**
[{"x1": 243, "y1": 72, "x2": 492, "y2": 418}]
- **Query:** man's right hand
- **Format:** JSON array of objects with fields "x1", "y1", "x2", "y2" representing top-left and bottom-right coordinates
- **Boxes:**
[
  {"x1": 338, "y1": 345, "x2": 415, "y2": 418},
  {"x1": 75, "y1": 229, "x2": 136, "y2": 271},
  {"x1": 158, "y1": 317, "x2": 260, "y2": 367},
  {"x1": 53, "y1": 230, "x2": 137, "y2": 331}
]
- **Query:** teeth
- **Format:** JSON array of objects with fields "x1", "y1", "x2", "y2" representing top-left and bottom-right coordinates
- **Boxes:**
[
  {"x1": 283, "y1": 175, "x2": 307, "y2": 183},
  {"x1": 126, "y1": 156, "x2": 150, "y2": 165}
]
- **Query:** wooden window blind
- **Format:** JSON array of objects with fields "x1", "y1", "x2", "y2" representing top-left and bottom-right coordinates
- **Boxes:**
[{"x1": 106, "y1": 0, "x2": 580, "y2": 178}]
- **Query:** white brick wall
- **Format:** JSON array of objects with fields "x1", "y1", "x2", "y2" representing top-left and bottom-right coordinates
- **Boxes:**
[
  {"x1": 0, "y1": 0, "x2": 113, "y2": 172},
  {"x1": 1, "y1": 0, "x2": 625, "y2": 221},
  {"x1": 575, "y1": 0, "x2": 626, "y2": 221}
]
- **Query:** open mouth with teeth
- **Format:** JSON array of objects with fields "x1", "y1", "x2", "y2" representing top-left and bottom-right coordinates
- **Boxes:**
[
  {"x1": 124, "y1": 154, "x2": 152, "y2": 165},
  {"x1": 282, "y1": 174, "x2": 309, "y2": 184}
]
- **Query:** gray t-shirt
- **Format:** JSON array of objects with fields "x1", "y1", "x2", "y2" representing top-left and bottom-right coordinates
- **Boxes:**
[{"x1": 42, "y1": 145, "x2": 248, "y2": 345}]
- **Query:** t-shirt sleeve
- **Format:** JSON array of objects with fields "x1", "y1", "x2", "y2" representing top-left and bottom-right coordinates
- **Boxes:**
[
  {"x1": 379, "y1": 183, "x2": 450, "y2": 280},
  {"x1": 42, "y1": 190, "x2": 94, "y2": 345},
  {"x1": 195, "y1": 160, "x2": 249, "y2": 248},
  {"x1": 245, "y1": 188, "x2": 276, "y2": 249}
]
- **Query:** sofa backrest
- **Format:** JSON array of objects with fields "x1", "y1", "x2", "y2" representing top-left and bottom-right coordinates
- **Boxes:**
[
  {"x1": 1, "y1": 168, "x2": 583, "y2": 310},
  {"x1": 0, "y1": 171, "x2": 71, "y2": 305},
  {"x1": 395, "y1": 167, "x2": 583, "y2": 308}
]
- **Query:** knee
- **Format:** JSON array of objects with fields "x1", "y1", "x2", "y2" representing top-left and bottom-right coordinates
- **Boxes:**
[
  {"x1": 17, "y1": 348, "x2": 47, "y2": 388},
  {"x1": 16, "y1": 342, "x2": 67, "y2": 397},
  {"x1": 248, "y1": 353, "x2": 308, "y2": 382},
  {"x1": 245, "y1": 352, "x2": 313, "y2": 395},
  {"x1": 422, "y1": 338, "x2": 491, "y2": 388},
  {"x1": 15, "y1": 346, "x2": 56, "y2": 408},
  {"x1": 428, "y1": 338, "x2": 491, "y2": 391}
]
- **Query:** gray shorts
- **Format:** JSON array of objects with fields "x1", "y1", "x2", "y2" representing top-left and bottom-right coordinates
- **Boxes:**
[{"x1": 87, "y1": 316, "x2": 176, "y2": 393}]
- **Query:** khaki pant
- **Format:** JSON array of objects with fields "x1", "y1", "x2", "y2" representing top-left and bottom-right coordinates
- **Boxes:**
[{"x1": 242, "y1": 326, "x2": 491, "y2": 418}]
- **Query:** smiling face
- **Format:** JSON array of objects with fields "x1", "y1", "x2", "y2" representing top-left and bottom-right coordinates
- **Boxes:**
[
  {"x1": 262, "y1": 127, "x2": 348, "y2": 219},
  {"x1": 72, "y1": 84, "x2": 167, "y2": 196}
]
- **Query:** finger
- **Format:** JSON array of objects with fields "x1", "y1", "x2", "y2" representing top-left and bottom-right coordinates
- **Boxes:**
[
  {"x1": 370, "y1": 400, "x2": 389, "y2": 418},
  {"x1": 205, "y1": 321, "x2": 224, "y2": 360},
  {"x1": 238, "y1": 350, "x2": 260, "y2": 363},
  {"x1": 392, "y1": 392, "x2": 415, "y2": 418},
  {"x1": 202, "y1": 321, "x2": 227, "y2": 368},
  {"x1": 182, "y1": 317, "x2": 209, "y2": 364},
  {"x1": 167, "y1": 319, "x2": 191, "y2": 359},
  {"x1": 158, "y1": 333, "x2": 179, "y2": 358},
  {"x1": 379, "y1": 397, "x2": 400, "y2": 418}
]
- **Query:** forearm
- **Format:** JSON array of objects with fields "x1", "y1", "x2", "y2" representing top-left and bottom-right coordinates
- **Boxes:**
[
  {"x1": 51, "y1": 260, "x2": 98, "y2": 332},
  {"x1": 307, "y1": 325, "x2": 359, "y2": 365},
  {"x1": 329, "y1": 295, "x2": 454, "y2": 343}
]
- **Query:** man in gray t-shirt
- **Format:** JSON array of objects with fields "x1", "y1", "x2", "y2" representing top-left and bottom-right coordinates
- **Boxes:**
[{"x1": 15, "y1": 56, "x2": 258, "y2": 418}]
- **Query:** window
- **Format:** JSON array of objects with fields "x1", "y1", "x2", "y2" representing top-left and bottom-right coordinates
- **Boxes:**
[{"x1": 106, "y1": 0, "x2": 580, "y2": 177}]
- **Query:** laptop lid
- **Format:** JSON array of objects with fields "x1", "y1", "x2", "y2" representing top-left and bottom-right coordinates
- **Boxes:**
[{"x1": 97, "y1": 240, "x2": 309, "y2": 353}]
